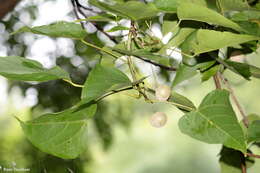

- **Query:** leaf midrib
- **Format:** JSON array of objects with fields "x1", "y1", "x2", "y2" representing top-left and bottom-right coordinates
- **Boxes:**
[{"x1": 196, "y1": 104, "x2": 245, "y2": 151}]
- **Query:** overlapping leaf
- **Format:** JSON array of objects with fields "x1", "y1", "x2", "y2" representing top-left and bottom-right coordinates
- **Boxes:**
[
  {"x1": 179, "y1": 89, "x2": 246, "y2": 153},
  {"x1": 17, "y1": 103, "x2": 97, "y2": 159},
  {"x1": 81, "y1": 65, "x2": 132, "y2": 101},
  {"x1": 0, "y1": 56, "x2": 70, "y2": 81}
]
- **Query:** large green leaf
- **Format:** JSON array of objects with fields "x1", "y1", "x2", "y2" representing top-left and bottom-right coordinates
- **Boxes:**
[
  {"x1": 177, "y1": 3, "x2": 244, "y2": 32},
  {"x1": 17, "y1": 102, "x2": 97, "y2": 159},
  {"x1": 89, "y1": 0, "x2": 159, "y2": 21},
  {"x1": 81, "y1": 64, "x2": 131, "y2": 101},
  {"x1": 13, "y1": 21, "x2": 87, "y2": 39},
  {"x1": 172, "y1": 63, "x2": 197, "y2": 87},
  {"x1": 191, "y1": 30, "x2": 259, "y2": 55},
  {"x1": 179, "y1": 89, "x2": 246, "y2": 153},
  {"x1": 153, "y1": 0, "x2": 207, "y2": 13},
  {"x1": 0, "y1": 56, "x2": 70, "y2": 81}
]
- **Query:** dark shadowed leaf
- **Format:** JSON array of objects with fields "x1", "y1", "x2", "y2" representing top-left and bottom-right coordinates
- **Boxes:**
[
  {"x1": 219, "y1": 146, "x2": 255, "y2": 173},
  {"x1": 12, "y1": 21, "x2": 87, "y2": 39},
  {"x1": 17, "y1": 103, "x2": 97, "y2": 159},
  {"x1": 179, "y1": 89, "x2": 246, "y2": 153},
  {"x1": 0, "y1": 56, "x2": 70, "y2": 81}
]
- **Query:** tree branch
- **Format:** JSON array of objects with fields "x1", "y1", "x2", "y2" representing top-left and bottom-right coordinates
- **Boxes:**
[
  {"x1": 0, "y1": 0, "x2": 21, "y2": 19},
  {"x1": 219, "y1": 74, "x2": 249, "y2": 128},
  {"x1": 213, "y1": 72, "x2": 221, "y2": 89}
]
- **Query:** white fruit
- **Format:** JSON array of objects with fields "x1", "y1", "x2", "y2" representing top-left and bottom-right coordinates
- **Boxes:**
[
  {"x1": 155, "y1": 85, "x2": 171, "y2": 101},
  {"x1": 230, "y1": 51, "x2": 245, "y2": 63},
  {"x1": 149, "y1": 112, "x2": 167, "y2": 128}
]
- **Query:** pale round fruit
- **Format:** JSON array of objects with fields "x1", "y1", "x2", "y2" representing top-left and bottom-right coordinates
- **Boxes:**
[
  {"x1": 149, "y1": 112, "x2": 167, "y2": 128},
  {"x1": 155, "y1": 85, "x2": 171, "y2": 101},
  {"x1": 230, "y1": 51, "x2": 245, "y2": 63}
]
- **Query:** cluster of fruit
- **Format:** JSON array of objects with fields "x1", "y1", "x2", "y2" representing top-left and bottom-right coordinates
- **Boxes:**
[{"x1": 149, "y1": 85, "x2": 171, "y2": 128}]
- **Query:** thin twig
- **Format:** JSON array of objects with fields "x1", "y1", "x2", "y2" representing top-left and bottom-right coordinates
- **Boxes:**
[
  {"x1": 219, "y1": 74, "x2": 249, "y2": 128},
  {"x1": 241, "y1": 162, "x2": 247, "y2": 173},
  {"x1": 246, "y1": 153, "x2": 260, "y2": 158}
]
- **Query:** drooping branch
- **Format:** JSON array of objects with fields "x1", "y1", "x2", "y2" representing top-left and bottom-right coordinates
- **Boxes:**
[{"x1": 0, "y1": 0, "x2": 21, "y2": 19}]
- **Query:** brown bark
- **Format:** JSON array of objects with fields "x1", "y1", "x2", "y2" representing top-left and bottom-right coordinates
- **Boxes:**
[{"x1": 0, "y1": 0, "x2": 21, "y2": 19}]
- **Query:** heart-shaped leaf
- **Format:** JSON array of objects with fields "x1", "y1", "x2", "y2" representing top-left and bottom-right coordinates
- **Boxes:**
[
  {"x1": 81, "y1": 64, "x2": 132, "y2": 101},
  {"x1": 0, "y1": 56, "x2": 70, "y2": 81},
  {"x1": 13, "y1": 21, "x2": 87, "y2": 39},
  {"x1": 17, "y1": 102, "x2": 97, "y2": 159},
  {"x1": 179, "y1": 89, "x2": 246, "y2": 153}
]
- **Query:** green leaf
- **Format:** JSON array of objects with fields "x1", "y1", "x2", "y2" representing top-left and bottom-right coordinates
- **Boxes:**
[
  {"x1": 17, "y1": 102, "x2": 97, "y2": 159},
  {"x1": 168, "y1": 91, "x2": 196, "y2": 112},
  {"x1": 177, "y1": 3, "x2": 244, "y2": 32},
  {"x1": 191, "y1": 30, "x2": 259, "y2": 55},
  {"x1": 12, "y1": 21, "x2": 87, "y2": 39},
  {"x1": 248, "y1": 120, "x2": 260, "y2": 143},
  {"x1": 153, "y1": 0, "x2": 207, "y2": 13},
  {"x1": 106, "y1": 25, "x2": 129, "y2": 32},
  {"x1": 89, "y1": 0, "x2": 159, "y2": 21},
  {"x1": 178, "y1": 89, "x2": 246, "y2": 153},
  {"x1": 217, "y1": 0, "x2": 250, "y2": 12},
  {"x1": 0, "y1": 56, "x2": 70, "y2": 81},
  {"x1": 172, "y1": 63, "x2": 197, "y2": 87},
  {"x1": 81, "y1": 64, "x2": 131, "y2": 101},
  {"x1": 219, "y1": 146, "x2": 255, "y2": 173},
  {"x1": 162, "y1": 20, "x2": 178, "y2": 35},
  {"x1": 201, "y1": 65, "x2": 220, "y2": 82}
]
